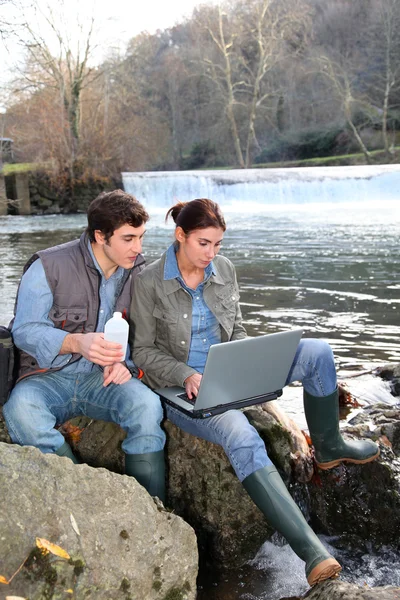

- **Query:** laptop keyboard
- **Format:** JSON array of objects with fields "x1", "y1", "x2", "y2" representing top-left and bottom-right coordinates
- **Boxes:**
[{"x1": 177, "y1": 392, "x2": 196, "y2": 405}]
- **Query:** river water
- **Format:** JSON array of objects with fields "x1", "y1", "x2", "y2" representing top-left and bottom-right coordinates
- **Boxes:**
[{"x1": 0, "y1": 198, "x2": 399, "y2": 598}]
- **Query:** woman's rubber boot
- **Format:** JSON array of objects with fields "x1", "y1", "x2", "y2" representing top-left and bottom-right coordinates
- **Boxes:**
[
  {"x1": 55, "y1": 441, "x2": 80, "y2": 464},
  {"x1": 125, "y1": 450, "x2": 166, "y2": 503},
  {"x1": 303, "y1": 388, "x2": 379, "y2": 470},
  {"x1": 243, "y1": 465, "x2": 341, "y2": 586}
]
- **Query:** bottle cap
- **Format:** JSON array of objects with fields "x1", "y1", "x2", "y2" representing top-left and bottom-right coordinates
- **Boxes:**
[{"x1": 113, "y1": 312, "x2": 122, "y2": 318}]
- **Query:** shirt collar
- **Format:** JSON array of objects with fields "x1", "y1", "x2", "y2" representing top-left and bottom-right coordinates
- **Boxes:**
[
  {"x1": 87, "y1": 240, "x2": 124, "y2": 281},
  {"x1": 164, "y1": 243, "x2": 216, "y2": 282}
]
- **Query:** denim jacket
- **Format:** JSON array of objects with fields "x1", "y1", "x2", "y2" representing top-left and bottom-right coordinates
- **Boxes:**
[{"x1": 130, "y1": 251, "x2": 247, "y2": 390}]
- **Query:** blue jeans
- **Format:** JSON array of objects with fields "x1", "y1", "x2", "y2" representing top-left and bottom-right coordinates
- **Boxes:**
[
  {"x1": 166, "y1": 338, "x2": 337, "y2": 482},
  {"x1": 4, "y1": 369, "x2": 166, "y2": 455}
]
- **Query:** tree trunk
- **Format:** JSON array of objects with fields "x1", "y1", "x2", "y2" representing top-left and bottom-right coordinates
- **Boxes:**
[
  {"x1": 344, "y1": 99, "x2": 371, "y2": 163},
  {"x1": 226, "y1": 101, "x2": 245, "y2": 168},
  {"x1": 218, "y1": 9, "x2": 245, "y2": 169}
]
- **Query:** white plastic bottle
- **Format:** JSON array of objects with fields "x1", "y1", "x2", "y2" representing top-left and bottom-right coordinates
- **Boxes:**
[{"x1": 104, "y1": 312, "x2": 129, "y2": 361}]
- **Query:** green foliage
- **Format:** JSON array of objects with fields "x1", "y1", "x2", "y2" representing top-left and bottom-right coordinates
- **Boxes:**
[
  {"x1": 180, "y1": 141, "x2": 218, "y2": 170},
  {"x1": 2, "y1": 162, "x2": 42, "y2": 175},
  {"x1": 254, "y1": 127, "x2": 344, "y2": 163}
]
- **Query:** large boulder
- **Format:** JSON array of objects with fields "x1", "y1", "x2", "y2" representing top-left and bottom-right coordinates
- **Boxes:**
[
  {"x1": 2, "y1": 365, "x2": 399, "y2": 574},
  {"x1": 0, "y1": 442, "x2": 198, "y2": 600},
  {"x1": 308, "y1": 404, "x2": 400, "y2": 547},
  {"x1": 56, "y1": 400, "x2": 313, "y2": 566},
  {"x1": 48, "y1": 392, "x2": 400, "y2": 568},
  {"x1": 164, "y1": 401, "x2": 312, "y2": 566}
]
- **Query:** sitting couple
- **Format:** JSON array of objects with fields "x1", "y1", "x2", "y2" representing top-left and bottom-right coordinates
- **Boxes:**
[{"x1": 4, "y1": 190, "x2": 379, "y2": 586}]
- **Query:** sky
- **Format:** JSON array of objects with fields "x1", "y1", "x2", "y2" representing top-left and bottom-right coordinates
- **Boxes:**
[{"x1": 0, "y1": 0, "x2": 215, "y2": 90}]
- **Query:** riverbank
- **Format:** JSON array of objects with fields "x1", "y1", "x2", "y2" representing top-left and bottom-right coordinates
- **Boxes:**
[
  {"x1": 3, "y1": 146, "x2": 400, "y2": 178},
  {"x1": 1, "y1": 147, "x2": 399, "y2": 216}
]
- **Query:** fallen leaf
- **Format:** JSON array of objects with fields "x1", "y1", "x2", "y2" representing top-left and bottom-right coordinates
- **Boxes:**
[
  {"x1": 0, "y1": 576, "x2": 9, "y2": 584},
  {"x1": 36, "y1": 538, "x2": 70, "y2": 560},
  {"x1": 70, "y1": 513, "x2": 80, "y2": 536},
  {"x1": 59, "y1": 422, "x2": 84, "y2": 444},
  {"x1": 379, "y1": 435, "x2": 392, "y2": 448},
  {"x1": 64, "y1": 590, "x2": 74, "y2": 594}
]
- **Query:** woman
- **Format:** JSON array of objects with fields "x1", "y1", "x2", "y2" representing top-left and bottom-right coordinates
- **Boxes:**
[{"x1": 130, "y1": 198, "x2": 379, "y2": 586}]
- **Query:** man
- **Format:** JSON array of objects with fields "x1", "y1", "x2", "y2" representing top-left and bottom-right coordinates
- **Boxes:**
[{"x1": 3, "y1": 189, "x2": 166, "y2": 501}]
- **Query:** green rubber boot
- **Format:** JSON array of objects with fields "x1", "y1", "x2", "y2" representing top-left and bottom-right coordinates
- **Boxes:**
[
  {"x1": 304, "y1": 388, "x2": 379, "y2": 470},
  {"x1": 125, "y1": 450, "x2": 165, "y2": 503},
  {"x1": 55, "y1": 441, "x2": 80, "y2": 464},
  {"x1": 243, "y1": 465, "x2": 341, "y2": 586}
]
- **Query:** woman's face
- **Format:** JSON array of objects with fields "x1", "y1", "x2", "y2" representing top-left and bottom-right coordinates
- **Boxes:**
[{"x1": 176, "y1": 226, "x2": 225, "y2": 269}]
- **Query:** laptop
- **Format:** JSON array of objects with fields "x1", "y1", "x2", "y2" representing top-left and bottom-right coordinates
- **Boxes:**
[{"x1": 155, "y1": 329, "x2": 302, "y2": 419}]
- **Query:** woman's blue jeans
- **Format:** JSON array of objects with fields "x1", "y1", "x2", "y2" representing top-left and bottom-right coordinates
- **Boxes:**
[
  {"x1": 4, "y1": 369, "x2": 166, "y2": 455},
  {"x1": 166, "y1": 338, "x2": 337, "y2": 481}
]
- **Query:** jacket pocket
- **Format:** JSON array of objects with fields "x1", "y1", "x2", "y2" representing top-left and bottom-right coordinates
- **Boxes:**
[
  {"x1": 215, "y1": 285, "x2": 239, "y2": 313},
  {"x1": 212, "y1": 285, "x2": 239, "y2": 339},
  {"x1": 152, "y1": 306, "x2": 178, "y2": 323},
  {"x1": 152, "y1": 305, "x2": 178, "y2": 349},
  {"x1": 49, "y1": 306, "x2": 88, "y2": 331}
]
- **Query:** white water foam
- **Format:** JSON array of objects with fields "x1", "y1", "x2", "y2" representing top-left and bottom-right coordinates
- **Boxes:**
[
  {"x1": 242, "y1": 535, "x2": 400, "y2": 599},
  {"x1": 122, "y1": 165, "x2": 400, "y2": 208}
]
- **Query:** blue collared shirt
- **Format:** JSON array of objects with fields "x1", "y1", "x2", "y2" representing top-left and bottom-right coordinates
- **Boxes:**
[
  {"x1": 12, "y1": 241, "x2": 131, "y2": 373},
  {"x1": 164, "y1": 244, "x2": 221, "y2": 373}
]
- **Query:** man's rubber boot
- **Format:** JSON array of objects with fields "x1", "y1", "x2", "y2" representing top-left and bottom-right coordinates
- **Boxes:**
[
  {"x1": 55, "y1": 441, "x2": 80, "y2": 464},
  {"x1": 304, "y1": 388, "x2": 380, "y2": 470},
  {"x1": 125, "y1": 450, "x2": 165, "y2": 503},
  {"x1": 243, "y1": 465, "x2": 341, "y2": 586}
]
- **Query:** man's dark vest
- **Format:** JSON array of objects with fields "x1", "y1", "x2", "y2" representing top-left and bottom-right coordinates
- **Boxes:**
[{"x1": 15, "y1": 232, "x2": 145, "y2": 381}]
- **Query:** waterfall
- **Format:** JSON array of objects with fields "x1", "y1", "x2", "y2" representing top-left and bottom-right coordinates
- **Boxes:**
[{"x1": 122, "y1": 164, "x2": 400, "y2": 208}]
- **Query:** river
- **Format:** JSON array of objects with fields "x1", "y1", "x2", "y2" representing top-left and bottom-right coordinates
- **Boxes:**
[{"x1": 0, "y1": 197, "x2": 399, "y2": 598}]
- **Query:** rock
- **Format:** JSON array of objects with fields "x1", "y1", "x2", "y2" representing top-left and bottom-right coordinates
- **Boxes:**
[
  {"x1": 26, "y1": 171, "x2": 123, "y2": 215},
  {"x1": 58, "y1": 401, "x2": 313, "y2": 567},
  {"x1": 0, "y1": 442, "x2": 198, "y2": 600},
  {"x1": 376, "y1": 364, "x2": 400, "y2": 398},
  {"x1": 165, "y1": 418, "x2": 269, "y2": 566},
  {"x1": 246, "y1": 401, "x2": 313, "y2": 483},
  {"x1": 58, "y1": 416, "x2": 125, "y2": 473},
  {"x1": 301, "y1": 579, "x2": 400, "y2": 599},
  {"x1": 165, "y1": 401, "x2": 313, "y2": 566},
  {"x1": 2, "y1": 369, "x2": 399, "y2": 574},
  {"x1": 307, "y1": 405, "x2": 400, "y2": 547},
  {"x1": 37, "y1": 197, "x2": 53, "y2": 208},
  {"x1": 41, "y1": 398, "x2": 400, "y2": 567}
]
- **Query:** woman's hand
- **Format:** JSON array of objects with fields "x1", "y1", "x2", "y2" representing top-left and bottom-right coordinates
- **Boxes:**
[
  {"x1": 103, "y1": 362, "x2": 132, "y2": 387},
  {"x1": 184, "y1": 373, "x2": 202, "y2": 399}
]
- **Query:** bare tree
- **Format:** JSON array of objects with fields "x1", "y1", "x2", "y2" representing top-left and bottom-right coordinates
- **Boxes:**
[
  {"x1": 10, "y1": 0, "x2": 101, "y2": 176},
  {"x1": 314, "y1": 54, "x2": 372, "y2": 161},
  {"x1": 364, "y1": 0, "x2": 400, "y2": 157},
  {"x1": 194, "y1": 0, "x2": 311, "y2": 168}
]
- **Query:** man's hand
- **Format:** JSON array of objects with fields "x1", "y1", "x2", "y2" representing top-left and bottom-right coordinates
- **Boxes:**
[
  {"x1": 61, "y1": 332, "x2": 124, "y2": 366},
  {"x1": 184, "y1": 373, "x2": 202, "y2": 399},
  {"x1": 103, "y1": 362, "x2": 132, "y2": 387}
]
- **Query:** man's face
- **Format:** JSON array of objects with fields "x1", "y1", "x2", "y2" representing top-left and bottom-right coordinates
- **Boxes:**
[{"x1": 94, "y1": 223, "x2": 146, "y2": 273}]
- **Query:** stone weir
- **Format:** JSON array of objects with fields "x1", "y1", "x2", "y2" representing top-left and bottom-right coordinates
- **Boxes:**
[
  {"x1": 122, "y1": 164, "x2": 400, "y2": 209},
  {"x1": 0, "y1": 171, "x2": 31, "y2": 215}
]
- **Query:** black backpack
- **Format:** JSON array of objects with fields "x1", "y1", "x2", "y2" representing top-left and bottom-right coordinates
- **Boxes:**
[{"x1": 0, "y1": 326, "x2": 17, "y2": 405}]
